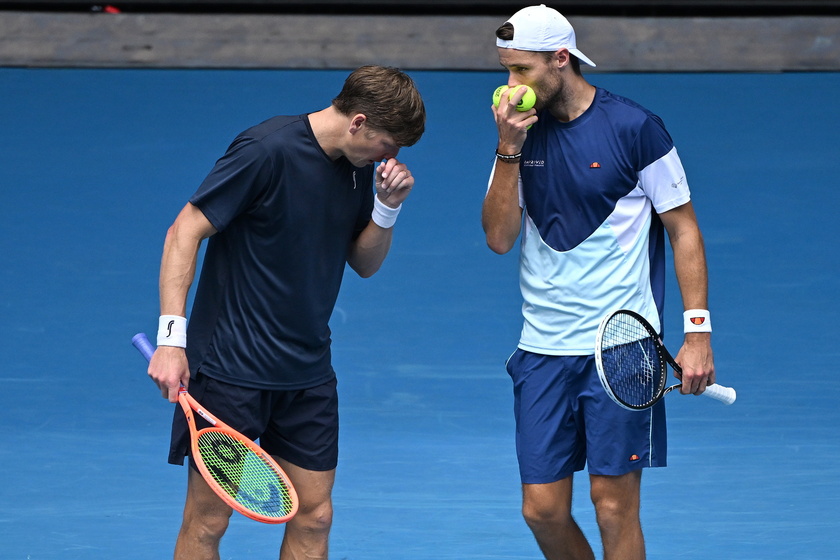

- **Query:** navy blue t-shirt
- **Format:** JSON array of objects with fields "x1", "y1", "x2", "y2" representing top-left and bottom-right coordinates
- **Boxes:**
[{"x1": 185, "y1": 114, "x2": 374, "y2": 390}]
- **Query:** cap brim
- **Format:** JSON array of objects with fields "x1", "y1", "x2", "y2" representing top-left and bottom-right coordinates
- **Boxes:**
[{"x1": 570, "y1": 48, "x2": 596, "y2": 67}]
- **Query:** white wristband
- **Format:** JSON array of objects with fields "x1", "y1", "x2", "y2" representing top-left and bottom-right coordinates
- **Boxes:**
[
  {"x1": 371, "y1": 196, "x2": 401, "y2": 228},
  {"x1": 684, "y1": 309, "x2": 712, "y2": 333},
  {"x1": 158, "y1": 315, "x2": 187, "y2": 347}
]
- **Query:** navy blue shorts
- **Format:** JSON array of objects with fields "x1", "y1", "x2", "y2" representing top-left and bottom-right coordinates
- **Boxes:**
[
  {"x1": 506, "y1": 349, "x2": 667, "y2": 483},
  {"x1": 169, "y1": 372, "x2": 339, "y2": 472}
]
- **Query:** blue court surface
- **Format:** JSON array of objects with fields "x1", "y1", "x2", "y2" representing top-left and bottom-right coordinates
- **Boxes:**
[{"x1": 1, "y1": 68, "x2": 838, "y2": 559}]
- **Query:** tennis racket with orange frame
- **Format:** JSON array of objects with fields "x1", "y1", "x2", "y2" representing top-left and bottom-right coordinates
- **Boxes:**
[{"x1": 132, "y1": 333, "x2": 298, "y2": 524}]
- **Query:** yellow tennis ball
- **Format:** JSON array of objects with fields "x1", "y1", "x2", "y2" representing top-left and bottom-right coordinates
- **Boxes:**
[
  {"x1": 515, "y1": 86, "x2": 537, "y2": 111},
  {"x1": 492, "y1": 85, "x2": 510, "y2": 107},
  {"x1": 492, "y1": 85, "x2": 536, "y2": 112}
]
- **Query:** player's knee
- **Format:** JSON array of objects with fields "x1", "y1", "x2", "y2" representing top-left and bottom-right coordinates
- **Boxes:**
[
  {"x1": 521, "y1": 497, "x2": 571, "y2": 530},
  {"x1": 592, "y1": 495, "x2": 621, "y2": 523},
  {"x1": 590, "y1": 472, "x2": 641, "y2": 523},
  {"x1": 591, "y1": 493, "x2": 639, "y2": 531},
  {"x1": 294, "y1": 500, "x2": 334, "y2": 535}
]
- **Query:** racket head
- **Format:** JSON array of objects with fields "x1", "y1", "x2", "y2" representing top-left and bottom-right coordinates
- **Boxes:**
[
  {"x1": 595, "y1": 309, "x2": 669, "y2": 411},
  {"x1": 133, "y1": 333, "x2": 298, "y2": 523},
  {"x1": 177, "y1": 391, "x2": 298, "y2": 524},
  {"x1": 189, "y1": 424, "x2": 299, "y2": 524}
]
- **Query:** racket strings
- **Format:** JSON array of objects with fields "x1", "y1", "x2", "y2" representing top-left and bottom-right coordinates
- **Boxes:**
[
  {"x1": 601, "y1": 315, "x2": 666, "y2": 408},
  {"x1": 196, "y1": 430, "x2": 295, "y2": 518}
]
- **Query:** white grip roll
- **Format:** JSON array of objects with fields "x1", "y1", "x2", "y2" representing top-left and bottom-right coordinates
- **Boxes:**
[{"x1": 703, "y1": 383, "x2": 737, "y2": 405}]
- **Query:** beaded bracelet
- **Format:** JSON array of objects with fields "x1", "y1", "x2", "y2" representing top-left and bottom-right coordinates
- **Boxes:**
[{"x1": 495, "y1": 150, "x2": 522, "y2": 163}]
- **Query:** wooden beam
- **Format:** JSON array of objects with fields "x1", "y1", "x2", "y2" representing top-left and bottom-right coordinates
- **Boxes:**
[{"x1": 1, "y1": 11, "x2": 837, "y2": 71}]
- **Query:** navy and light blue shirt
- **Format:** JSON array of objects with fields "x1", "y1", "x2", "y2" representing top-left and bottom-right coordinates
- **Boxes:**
[
  {"x1": 492, "y1": 87, "x2": 691, "y2": 355},
  {"x1": 186, "y1": 114, "x2": 374, "y2": 390}
]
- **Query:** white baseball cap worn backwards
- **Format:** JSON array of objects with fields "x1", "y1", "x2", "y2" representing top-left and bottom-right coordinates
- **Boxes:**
[{"x1": 496, "y1": 4, "x2": 597, "y2": 67}]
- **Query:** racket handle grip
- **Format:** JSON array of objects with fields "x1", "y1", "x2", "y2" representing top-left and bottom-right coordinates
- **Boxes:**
[
  {"x1": 132, "y1": 333, "x2": 155, "y2": 362},
  {"x1": 703, "y1": 383, "x2": 737, "y2": 405}
]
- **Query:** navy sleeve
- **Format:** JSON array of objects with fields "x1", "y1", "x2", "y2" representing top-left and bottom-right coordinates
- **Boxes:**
[
  {"x1": 632, "y1": 113, "x2": 675, "y2": 172},
  {"x1": 190, "y1": 136, "x2": 276, "y2": 232}
]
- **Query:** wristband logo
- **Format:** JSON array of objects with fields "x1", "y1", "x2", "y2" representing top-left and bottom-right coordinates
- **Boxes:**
[
  {"x1": 689, "y1": 317, "x2": 706, "y2": 325},
  {"x1": 166, "y1": 319, "x2": 175, "y2": 337}
]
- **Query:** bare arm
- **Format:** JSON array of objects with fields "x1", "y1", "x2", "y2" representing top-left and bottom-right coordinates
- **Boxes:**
[
  {"x1": 659, "y1": 201, "x2": 715, "y2": 395},
  {"x1": 481, "y1": 87, "x2": 536, "y2": 254},
  {"x1": 347, "y1": 220, "x2": 394, "y2": 278},
  {"x1": 482, "y1": 160, "x2": 523, "y2": 254},
  {"x1": 148, "y1": 202, "x2": 217, "y2": 402},
  {"x1": 347, "y1": 158, "x2": 412, "y2": 277}
]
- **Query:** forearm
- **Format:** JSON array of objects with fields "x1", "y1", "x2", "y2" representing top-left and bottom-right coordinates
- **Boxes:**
[
  {"x1": 159, "y1": 226, "x2": 202, "y2": 316},
  {"x1": 346, "y1": 157, "x2": 412, "y2": 277},
  {"x1": 347, "y1": 220, "x2": 393, "y2": 278},
  {"x1": 672, "y1": 229, "x2": 713, "y2": 361},
  {"x1": 660, "y1": 202, "x2": 709, "y2": 312},
  {"x1": 159, "y1": 203, "x2": 215, "y2": 316},
  {"x1": 150, "y1": 204, "x2": 215, "y2": 401},
  {"x1": 670, "y1": 228, "x2": 709, "y2": 312},
  {"x1": 665, "y1": 206, "x2": 715, "y2": 392},
  {"x1": 482, "y1": 162, "x2": 522, "y2": 254},
  {"x1": 150, "y1": 231, "x2": 195, "y2": 402},
  {"x1": 484, "y1": 87, "x2": 532, "y2": 255}
]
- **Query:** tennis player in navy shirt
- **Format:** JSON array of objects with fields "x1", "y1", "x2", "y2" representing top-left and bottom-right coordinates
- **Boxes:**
[
  {"x1": 146, "y1": 65, "x2": 425, "y2": 559},
  {"x1": 482, "y1": 6, "x2": 716, "y2": 559}
]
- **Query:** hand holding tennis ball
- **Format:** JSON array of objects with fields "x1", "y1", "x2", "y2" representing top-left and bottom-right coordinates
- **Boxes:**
[{"x1": 492, "y1": 85, "x2": 536, "y2": 111}]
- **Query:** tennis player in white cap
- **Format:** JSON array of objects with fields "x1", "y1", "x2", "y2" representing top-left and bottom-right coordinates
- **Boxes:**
[{"x1": 483, "y1": 5, "x2": 715, "y2": 559}]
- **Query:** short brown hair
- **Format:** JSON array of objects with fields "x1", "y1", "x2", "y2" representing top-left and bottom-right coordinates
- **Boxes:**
[
  {"x1": 332, "y1": 65, "x2": 426, "y2": 147},
  {"x1": 496, "y1": 22, "x2": 515, "y2": 42}
]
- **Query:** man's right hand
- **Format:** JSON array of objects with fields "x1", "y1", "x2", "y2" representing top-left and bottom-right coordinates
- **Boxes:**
[{"x1": 148, "y1": 345, "x2": 190, "y2": 403}]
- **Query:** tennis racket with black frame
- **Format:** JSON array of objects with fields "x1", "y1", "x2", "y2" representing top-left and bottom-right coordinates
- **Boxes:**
[
  {"x1": 594, "y1": 309, "x2": 736, "y2": 411},
  {"x1": 132, "y1": 333, "x2": 299, "y2": 524}
]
